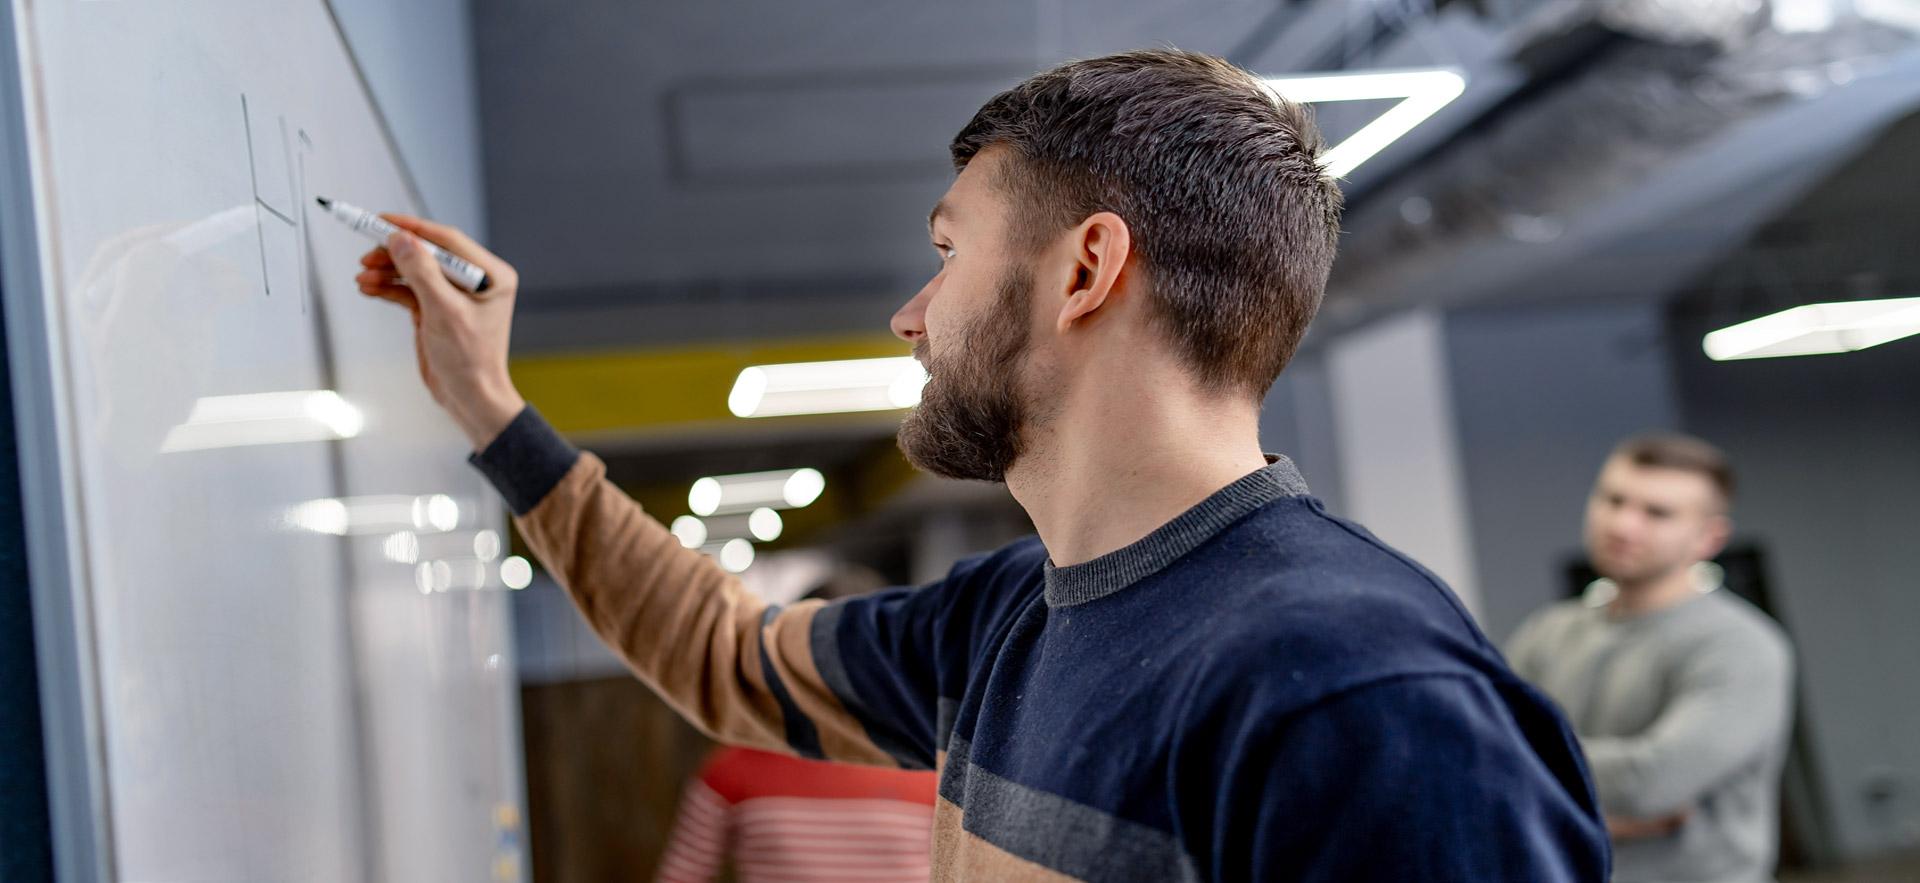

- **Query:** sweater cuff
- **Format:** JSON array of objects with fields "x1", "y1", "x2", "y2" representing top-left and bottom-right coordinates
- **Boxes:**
[{"x1": 467, "y1": 406, "x2": 580, "y2": 516}]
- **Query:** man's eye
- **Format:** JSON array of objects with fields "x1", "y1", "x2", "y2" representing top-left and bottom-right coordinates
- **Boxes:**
[{"x1": 935, "y1": 244, "x2": 956, "y2": 260}]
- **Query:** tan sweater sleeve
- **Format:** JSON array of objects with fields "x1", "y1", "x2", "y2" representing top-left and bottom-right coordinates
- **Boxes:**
[{"x1": 513, "y1": 451, "x2": 900, "y2": 766}]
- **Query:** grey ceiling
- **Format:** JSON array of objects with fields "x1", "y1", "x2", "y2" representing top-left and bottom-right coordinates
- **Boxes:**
[
  {"x1": 470, "y1": 0, "x2": 1919, "y2": 355},
  {"x1": 470, "y1": 0, "x2": 1423, "y2": 351}
]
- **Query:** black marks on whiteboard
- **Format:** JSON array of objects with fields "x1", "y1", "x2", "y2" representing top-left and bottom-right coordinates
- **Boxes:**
[
  {"x1": 241, "y1": 93, "x2": 308, "y2": 309},
  {"x1": 295, "y1": 129, "x2": 313, "y2": 315}
]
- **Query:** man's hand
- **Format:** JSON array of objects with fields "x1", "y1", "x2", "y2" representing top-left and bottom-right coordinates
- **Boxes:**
[
  {"x1": 1607, "y1": 810, "x2": 1690, "y2": 841},
  {"x1": 353, "y1": 214, "x2": 526, "y2": 451}
]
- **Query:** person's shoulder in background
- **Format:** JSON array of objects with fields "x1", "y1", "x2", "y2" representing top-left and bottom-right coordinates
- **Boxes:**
[
  {"x1": 1504, "y1": 598, "x2": 1595, "y2": 679},
  {"x1": 699, "y1": 745, "x2": 936, "y2": 806}
]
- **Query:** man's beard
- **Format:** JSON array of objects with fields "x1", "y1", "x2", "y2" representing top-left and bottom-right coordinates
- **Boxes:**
[
  {"x1": 895, "y1": 269, "x2": 1032, "y2": 483},
  {"x1": 1590, "y1": 543, "x2": 1690, "y2": 589}
]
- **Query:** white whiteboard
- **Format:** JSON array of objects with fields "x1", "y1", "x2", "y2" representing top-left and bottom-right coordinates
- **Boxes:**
[{"x1": 2, "y1": 2, "x2": 526, "y2": 880}]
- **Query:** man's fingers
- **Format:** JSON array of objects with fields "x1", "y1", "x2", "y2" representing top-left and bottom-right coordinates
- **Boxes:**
[
  {"x1": 380, "y1": 212, "x2": 515, "y2": 288},
  {"x1": 380, "y1": 212, "x2": 472, "y2": 249},
  {"x1": 360, "y1": 248, "x2": 394, "y2": 269},
  {"x1": 383, "y1": 231, "x2": 464, "y2": 311},
  {"x1": 358, "y1": 281, "x2": 421, "y2": 311},
  {"x1": 380, "y1": 213, "x2": 485, "y2": 263}
]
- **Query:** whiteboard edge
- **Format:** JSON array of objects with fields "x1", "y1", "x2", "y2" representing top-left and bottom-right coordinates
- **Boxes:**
[{"x1": 0, "y1": 1, "x2": 114, "y2": 880}]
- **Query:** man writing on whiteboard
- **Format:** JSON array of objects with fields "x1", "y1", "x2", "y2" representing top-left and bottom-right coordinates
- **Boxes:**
[{"x1": 353, "y1": 50, "x2": 1608, "y2": 881}]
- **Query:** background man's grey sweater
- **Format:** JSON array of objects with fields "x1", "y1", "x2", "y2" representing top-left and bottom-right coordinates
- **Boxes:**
[{"x1": 1508, "y1": 588, "x2": 1795, "y2": 883}]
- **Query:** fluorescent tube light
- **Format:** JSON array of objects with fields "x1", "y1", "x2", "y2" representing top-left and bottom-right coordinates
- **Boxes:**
[
  {"x1": 1267, "y1": 69, "x2": 1467, "y2": 177},
  {"x1": 697, "y1": 539, "x2": 757, "y2": 573},
  {"x1": 717, "y1": 539, "x2": 755, "y2": 573},
  {"x1": 670, "y1": 515, "x2": 708, "y2": 549},
  {"x1": 729, "y1": 356, "x2": 927, "y2": 418},
  {"x1": 688, "y1": 468, "x2": 825, "y2": 516},
  {"x1": 162, "y1": 389, "x2": 364, "y2": 452},
  {"x1": 748, "y1": 508, "x2": 783, "y2": 542},
  {"x1": 678, "y1": 508, "x2": 783, "y2": 546},
  {"x1": 1702, "y1": 297, "x2": 1920, "y2": 360}
]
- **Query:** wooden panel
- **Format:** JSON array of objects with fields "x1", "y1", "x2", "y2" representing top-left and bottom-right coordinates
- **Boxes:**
[{"x1": 521, "y1": 677, "x2": 716, "y2": 882}]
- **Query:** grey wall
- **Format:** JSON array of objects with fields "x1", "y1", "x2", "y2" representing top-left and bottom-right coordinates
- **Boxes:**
[
  {"x1": 1670, "y1": 319, "x2": 1920, "y2": 859},
  {"x1": 329, "y1": 0, "x2": 488, "y2": 236},
  {"x1": 1260, "y1": 349, "x2": 1347, "y2": 516},
  {"x1": 1445, "y1": 300, "x2": 1680, "y2": 642},
  {"x1": 1327, "y1": 309, "x2": 1485, "y2": 613}
]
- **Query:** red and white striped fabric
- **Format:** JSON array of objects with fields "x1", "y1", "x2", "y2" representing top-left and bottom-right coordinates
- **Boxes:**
[{"x1": 656, "y1": 747, "x2": 937, "y2": 883}]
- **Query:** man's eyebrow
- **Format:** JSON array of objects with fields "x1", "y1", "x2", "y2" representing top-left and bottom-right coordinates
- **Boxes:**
[{"x1": 928, "y1": 199, "x2": 953, "y2": 234}]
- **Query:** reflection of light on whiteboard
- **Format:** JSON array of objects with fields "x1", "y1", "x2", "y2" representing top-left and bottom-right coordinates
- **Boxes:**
[
  {"x1": 670, "y1": 515, "x2": 707, "y2": 549},
  {"x1": 282, "y1": 494, "x2": 469, "y2": 535},
  {"x1": 415, "y1": 494, "x2": 460, "y2": 531},
  {"x1": 383, "y1": 531, "x2": 421, "y2": 564},
  {"x1": 161, "y1": 389, "x2": 363, "y2": 452},
  {"x1": 687, "y1": 468, "x2": 826, "y2": 516},
  {"x1": 500, "y1": 556, "x2": 533, "y2": 589},
  {"x1": 473, "y1": 530, "x2": 502, "y2": 561},
  {"x1": 417, "y1": 558, "x2": 498, "y2": 593},
  {"x1": 285, "y1": 498, "x2": 350, "y2": 535},
  {"x1": 727, "y1": 357, "x2": 928, "y2": 417},
  {"x1": 1774, "y1": 0, "x2": 1835, "y2": 31},
  {"x1": 158, "y1": 205, "x2": 258, "y2": 255},
  {"x1": 1266, "y1": 69, "x2": 1467, "y2": 177}
]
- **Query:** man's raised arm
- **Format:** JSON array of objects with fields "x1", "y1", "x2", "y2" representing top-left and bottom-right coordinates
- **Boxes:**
[{"x1": 353, "y1": 216, "x2": 932, "y2": 767}]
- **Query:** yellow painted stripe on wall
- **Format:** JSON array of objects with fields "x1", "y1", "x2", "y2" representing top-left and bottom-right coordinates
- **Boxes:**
[{"x1": 510, "y1": 335, "x2": 911, "y2": 435}]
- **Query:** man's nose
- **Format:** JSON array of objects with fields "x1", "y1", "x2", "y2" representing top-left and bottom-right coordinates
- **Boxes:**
[{"x1": 891, "y1": 278, "x2": 934, "y2": 343}]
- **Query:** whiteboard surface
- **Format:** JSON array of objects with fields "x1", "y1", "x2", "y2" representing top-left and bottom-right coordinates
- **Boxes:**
[{"x1": 10, "y1": 1, "x2": 525, "y2": 880}]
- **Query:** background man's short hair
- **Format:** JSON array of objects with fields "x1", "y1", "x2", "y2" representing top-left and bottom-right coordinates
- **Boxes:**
[
  {"x1": 1614, "y1": 433, "x2": 1737, "y2": 506},
  {"x1": 950, "y1": 49, "x2": 1344, "y2": 399}
]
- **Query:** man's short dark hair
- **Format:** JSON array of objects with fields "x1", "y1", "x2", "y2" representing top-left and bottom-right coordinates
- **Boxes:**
[
  {"x1": 1613, "y1": 433, "x2": 1737, "y2": 507},
  {"x1": 950, "y1": 48, "x2": 1343, "y2": 399}
]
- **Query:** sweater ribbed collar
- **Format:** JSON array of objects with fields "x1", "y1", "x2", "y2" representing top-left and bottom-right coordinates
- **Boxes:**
[{"x1": 1042, "y1": 456, "x2": 1309, "y2": 608}]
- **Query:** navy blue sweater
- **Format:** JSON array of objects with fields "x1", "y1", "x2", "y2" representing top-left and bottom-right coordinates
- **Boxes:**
[{"x1": 477, "y1": 409, "x2": 1609, "y2": 881}]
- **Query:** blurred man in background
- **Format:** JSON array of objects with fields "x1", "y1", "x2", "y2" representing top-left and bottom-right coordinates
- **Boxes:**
[{"x1": 1508, "y1": 434, "x2": 1795, "y2": 882}]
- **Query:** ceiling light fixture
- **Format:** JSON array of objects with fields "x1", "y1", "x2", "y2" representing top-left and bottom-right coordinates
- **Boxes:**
[
  {"x1": 700, "y1": 538, "x2": 756, "y2": 574},
  {"x1": 688, "y1": 468, "x2": 826, "y2": 516},
  {"x1": 1703, "y1": 297, "x2": 1920, "y2": 360},
  {"x1": 1267, "y1": 68, "x2": 1468, "y2": 177}
]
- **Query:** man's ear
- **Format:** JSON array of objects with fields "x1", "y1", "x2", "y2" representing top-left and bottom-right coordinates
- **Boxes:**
[
  {"x1": 1056, "y1": 212, "x2": 1132, "y2": 333},
  {"x1": 1697, "y1": 513, "x2": 1733, "y2": 563}
]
